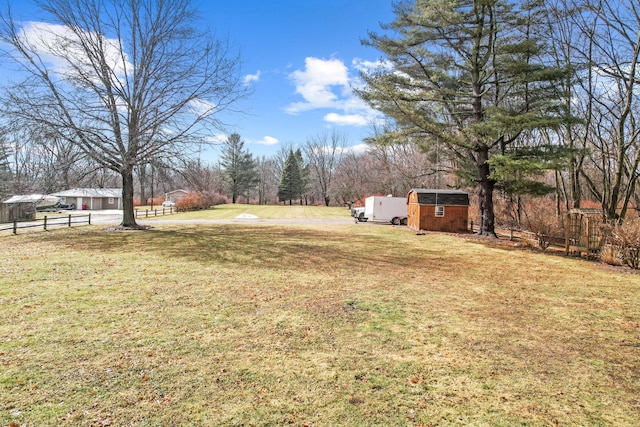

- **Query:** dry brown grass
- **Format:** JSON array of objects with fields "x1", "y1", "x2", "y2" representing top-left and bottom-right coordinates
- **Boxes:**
[{"x1": 1, "y1": 221, "x2": 639, "y2": 426}]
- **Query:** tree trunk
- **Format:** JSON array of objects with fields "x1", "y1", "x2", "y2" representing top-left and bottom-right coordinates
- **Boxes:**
[
  {"x1": 121, "y1": 167, "x2": 137, "y2": 227},
  {"x1": 476, "y1": 145, "x2": 497, "y2": 237},
  {"x1": 569, "y1": 159, "x2": 581, "y2": 209},
  {"x1": 138, "y1": 165, "x2": 147, "y2": 206}
]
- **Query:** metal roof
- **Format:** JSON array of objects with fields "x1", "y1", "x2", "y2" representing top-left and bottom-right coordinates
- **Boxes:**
[
  {"x1": 2, "y1": 194, "x2": 60, "y2": 204},
  {"x1": 52, "y1": 188, "x2": 122, "y2": 198},
  {"x1": 410, "y1": 188, "x2": 468, "y2": 194},
  {"x1": 409, "y1": 189, "x2": 470, "y2": 206}
]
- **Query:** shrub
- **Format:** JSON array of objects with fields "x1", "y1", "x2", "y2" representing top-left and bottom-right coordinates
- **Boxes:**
[
  {"x1": 599, "y1": 244, "x2": 623, "y2": 266},
  {"x1": 519, "y1": 198, "x2": 565, "y2": 250},
  {"x1": 601, "y1": 217, "x2": 640, "y2": 269},
  {"x1": 177, "y1": 191, "x2": 228, "y2": 210}
]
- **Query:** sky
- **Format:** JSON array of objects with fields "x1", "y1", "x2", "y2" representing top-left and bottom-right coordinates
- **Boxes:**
[
  {"x1": 195, "y1": 0, "x2": 397, "y2": 161},
  {"x1": 1, "y1": 0, "x2": 398, "y2": 163}
]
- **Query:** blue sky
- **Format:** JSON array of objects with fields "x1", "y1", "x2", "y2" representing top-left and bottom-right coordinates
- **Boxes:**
[
  {"x1": 197, "y1": 0, "x2": 396, "y2": 160},
  {"x1": 2, "y1": 0, "x2": 397, "y2": 162}
]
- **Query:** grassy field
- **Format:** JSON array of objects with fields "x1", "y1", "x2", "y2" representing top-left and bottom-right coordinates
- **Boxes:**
[
  {"x1": 141, "y1": 203, "x2": 352, "y2": 220},
  {"x1": 1, "y1": 208, "x2": 639, "y2": 426}
]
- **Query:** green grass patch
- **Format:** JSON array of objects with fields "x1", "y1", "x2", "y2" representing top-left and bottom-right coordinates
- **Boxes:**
[
  {"x1": 1, "y1": 219, "x2": 639, "y2": 426},
  {"x1": 149, "y1": 203, "x2": 351, "y2": 220}
]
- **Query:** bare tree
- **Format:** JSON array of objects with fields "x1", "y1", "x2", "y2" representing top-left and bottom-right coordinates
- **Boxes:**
[
  {"x1": 332, "y1": 151, "x2": 366, "y2": 206},
  {"x1": 570, "y1": 0, "x2": 640, "y2": 221},
  {"x1": 178, "y1": 159, "x2": 222, "y2": 194},
  {"x1": 256, "y1": 155, "x2": 279, "y2": 205},
  {"x1": 3, "y1": 126, "x2": 47, "y2": 194},
  {"x1": 0, "y1": 133, "x2": 13, "y2": 199},
  {"x1": 367, "y1": 142, "x2": 448, "y2": 196},
  {"x1": 304, "y1": 131, "x2": 346, "y2": 206},
  {"x1": 544, "y1": 0, "x2": 588, "y2": 212},
  {"x1": 0, "y1": 0, "x2": 247, "y2": 227}
]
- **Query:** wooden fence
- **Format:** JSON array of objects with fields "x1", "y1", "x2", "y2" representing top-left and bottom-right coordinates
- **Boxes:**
[
  {"x1": 469, "y1": 221, "x2": 566, "y2": 249},
  {"x1": 0, "y1": 214, "x2": 92, "y2": 235},
  {"x1": 134, "y1": 206, "x2": 177, "y2": 218}
]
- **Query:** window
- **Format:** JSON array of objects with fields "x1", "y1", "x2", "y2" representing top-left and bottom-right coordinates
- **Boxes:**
[
  {"x1": 108, "y1": 198, "x2": 114, "y2": 204},
  {"x1": 435, "y1": 205, "x2": 445, "y2": 217}
]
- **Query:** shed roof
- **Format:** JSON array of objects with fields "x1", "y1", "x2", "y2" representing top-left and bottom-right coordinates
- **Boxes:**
[
  {"x1": 165, "y1": 189, "x2": 189, "y2": 196},
  {"x1": 409, "y1": 188, "x2": 469, "y2": 206},
  {"x1": 2, "y1": 194, "x2": 59, "y2": 204},
  {"x1": 52, "y1": 188, "x2": 122, "y2": 198}
]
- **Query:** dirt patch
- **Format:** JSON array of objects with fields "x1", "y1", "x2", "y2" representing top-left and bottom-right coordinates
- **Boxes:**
[{"x1": 103, "y1": 224, "x2": 153, "y2": 231}]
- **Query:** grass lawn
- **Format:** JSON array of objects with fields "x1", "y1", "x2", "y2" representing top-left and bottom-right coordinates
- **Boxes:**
[
  {"x1": 1, "y1": 214, "x2": 639, "y2": 426},
  {"x1": 141, "y1": 203, "x2": 352, "y2": 220}
]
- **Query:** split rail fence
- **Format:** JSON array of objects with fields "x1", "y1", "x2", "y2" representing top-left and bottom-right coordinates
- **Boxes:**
[{"x1": 0, "y1": 214, "x2": 92, "y2": 235}]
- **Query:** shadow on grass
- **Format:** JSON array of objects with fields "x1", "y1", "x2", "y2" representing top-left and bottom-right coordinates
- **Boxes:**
[{"x1": 39, "y1": 225, "x2": 451, "y2": 273}]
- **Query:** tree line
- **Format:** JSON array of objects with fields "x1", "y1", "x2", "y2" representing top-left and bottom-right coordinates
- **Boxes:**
[
  {"x1": 0, "y1": 125, "x2": 447, "y2": 208},
  {"x1": 355, "y1": 0, "x2": 640, "y2": 235},
  {"x1": 1, "y1": 0, "x2": 640, "y2": 233}
]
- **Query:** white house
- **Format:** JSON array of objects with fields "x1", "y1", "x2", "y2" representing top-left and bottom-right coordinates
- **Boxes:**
[{"x1": 164, "y1": 189, "x2": 189, "y2": 204}]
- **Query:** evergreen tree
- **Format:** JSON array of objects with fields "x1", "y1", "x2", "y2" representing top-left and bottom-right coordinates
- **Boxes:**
[
  {"x1": 277, "y1": 150, "x2": 303, "y2": 205},
  {"x1": 294, "y1": 148, "x2": 310, "y2": 205},
  {"x1": 489, "y1": 145, "x2": 572, "y2": 197},
  {"x1": 219, "y1": 133, "x2": 259, "y2": 203},
  {"x1": 357, "y1": 0, "x2": 565, "y2": 236}
]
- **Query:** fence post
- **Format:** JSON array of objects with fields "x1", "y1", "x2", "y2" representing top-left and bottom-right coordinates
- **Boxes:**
[
  {"x1": 88, "y1": 213, "x2": 91, "y2": 225},
  {"x1": 145, "y1": 209, "x2": 149, "y2": 218},
  {"x1": 43, "y1": 216, "x2": 47, "y2": 231},
  {"x1": 13, "y1": 220, "x2": 17, "y2": 234},
  {"x1": 68, "y1": 214, "x2": 72, "y2": 227},
  {"x1": 510, "y1": 227, "x2": 513, "y2": 241}
]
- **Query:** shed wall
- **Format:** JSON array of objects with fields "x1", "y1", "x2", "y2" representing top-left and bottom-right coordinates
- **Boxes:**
[
  {"x1": 408, "y1": 204, "x2": 468, "y2": 232},
  {"x1": 407, "y1": 190, "x2": 469, "y2": 232},
  {"x1": 0, "y1": 203, "x2": 36, "y2": 223}
]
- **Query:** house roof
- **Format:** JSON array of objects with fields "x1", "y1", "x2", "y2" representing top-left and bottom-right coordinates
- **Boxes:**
[
  {"x1": 165, "y1": 189, "x2": 189, "y2": 196},
  {"x1": 2, "y1": 194, "x2": 59, "y2": 204},
  {"x1": 52, "y1": 188, "x2": 122, "y2": 198},
  {"x1": 409, "y1": 188, "x2": 470, "y2": 206}
]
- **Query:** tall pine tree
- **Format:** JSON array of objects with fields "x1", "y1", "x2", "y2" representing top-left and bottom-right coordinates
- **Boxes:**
[
  {"x1": 278, "y1": 150, "x2": 303, "y2": 205},
  {"x1": 357, "y1": 0, "x2": 565, "y2": 236},
  {"x1": 219, "y1": 133, "x2": 259, "y2": 203},
  {"x1": 294, "y1": 148, "x2": 310, "y2": 205}
]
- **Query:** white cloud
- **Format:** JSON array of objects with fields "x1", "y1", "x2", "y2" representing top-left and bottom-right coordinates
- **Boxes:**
[
  {"x1": 188, "y1": 99, "x2": 217, "y2": 116},
  {"x1": 206, "y1": 133, "x2": 227, "y2": 143},
  {"x1": 346, "y1": 143, "x2": 370, "y2": 155},
  {"x1": 286, "y1": 57, "x2": 350, "y2": 114},
  {"x1": 285, "y1": 56, "x2": 384, "y2": 129},
  {"x1": 324, "y1": 113, "x2": 369, "y2": 126},
  {"x1": 18, "y1": 21, "x2": 132, "y2": 81},
  {"x1": 243, "y1": 71, "x2": 261, "y2": 86},
  {"x1": 352, "y1": 58, "x2": 394, "y2": 73},
  {"x1": 253, "y1": 135, "x2": 279, "y2": 146}
]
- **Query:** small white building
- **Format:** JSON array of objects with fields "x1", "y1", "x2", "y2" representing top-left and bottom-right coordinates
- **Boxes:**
[{"x1": 164, "y1": 189, "x2": 189, "y2": 204}]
